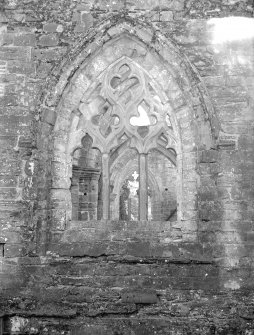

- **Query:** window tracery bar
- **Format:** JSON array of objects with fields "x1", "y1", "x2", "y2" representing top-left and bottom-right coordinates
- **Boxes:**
[
  {"x1": 102, "y1": 153, "x2": 110, "y2": 220},
  {"x1": 139, "y1": 153, "x2": 148, "y2": 220}
]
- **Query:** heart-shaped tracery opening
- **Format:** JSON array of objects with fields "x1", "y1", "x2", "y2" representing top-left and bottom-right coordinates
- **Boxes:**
[{"x1": 130, "y1": 101, "x2": 157, "y2": 127}]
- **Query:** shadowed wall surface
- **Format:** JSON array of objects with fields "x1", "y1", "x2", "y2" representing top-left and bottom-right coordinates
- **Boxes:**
[{"x1": 0, "y1": 0, "x2": 254, "y2": 334}]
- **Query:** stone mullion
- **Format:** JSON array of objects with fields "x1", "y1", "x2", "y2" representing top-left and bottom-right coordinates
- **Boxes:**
[
  {"x1": 128, "y1": 198, "x2": 131, "y2": 220},
  {"x1": 70, "y1": 172, "x2": 79, "y2": 221},
  {"x1": 139, "y1": 153, "x2": 148, "y2": 220},
  {"x1": 102, "y1": 153, "x2": 110, "y2": 220}
]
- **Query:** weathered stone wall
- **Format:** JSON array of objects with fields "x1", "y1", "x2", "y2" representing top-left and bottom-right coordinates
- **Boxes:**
[
  {"x1": 0, "y1": 0, "x2": 254, "y2": 334},
  {"x1": 0, "y1": 220, "x2": 254, "y2": 334},
  {"x1": 148, "y1": 150, "x2": 177, "y2": 221}
]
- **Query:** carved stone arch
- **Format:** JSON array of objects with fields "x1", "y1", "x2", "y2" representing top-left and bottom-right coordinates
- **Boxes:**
[
  {"x1": 110, "y1": 147, "x2": 138, "y2": 220},
  {"x1": 109, "y1": 139, "x2": 175, "y2": 222},
  {"x1": 42, "y1": 17, "x2": 218, "y2": 143},
  {"x1": 36, "y1": 16, "x2": 218, "y2": 250}
]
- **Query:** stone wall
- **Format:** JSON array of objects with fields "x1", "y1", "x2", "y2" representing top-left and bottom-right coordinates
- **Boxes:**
[
  {"x1": 0, "y1": 0, "x2": 254, "y2": 334},
  {"x1": 148, "y1": 150, "x2": 177, "y2": 221},
  {"x1": 0, "y1": 220, "x2": 254, "y2": 334}
]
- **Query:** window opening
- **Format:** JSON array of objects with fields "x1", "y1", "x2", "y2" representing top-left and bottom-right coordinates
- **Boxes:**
[
  {"x1": 0, "y1": 243, "x2": 5, "y2": 257},
  {"x1": 119, "y1": 171, "x2": 139, "y2": 221},
  {"x1": 72, "y1": 58, "x2": 177, "y2": 221},
  {"x1": 71, "y1": 134, "x2": 102, "y2": 221},
  {"x1": 0, "y1": 316, "x2": 10, "y2": 335},
  {"x1": 148, "y1": 149, "x2": 177, "y2": 221}
]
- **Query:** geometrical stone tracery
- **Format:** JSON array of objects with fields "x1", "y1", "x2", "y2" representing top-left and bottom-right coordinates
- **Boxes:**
[
  {"x1": 78, "y1": 57, "x2": 177, "y2": 154},
  {"x1": 72, "y1": 56, "x2": 178, "y2": 221}
]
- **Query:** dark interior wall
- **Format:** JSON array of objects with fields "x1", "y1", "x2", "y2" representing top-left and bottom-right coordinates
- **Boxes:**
[{"x1": 0, "y1": 0, "x2": 254, "y2": 334}]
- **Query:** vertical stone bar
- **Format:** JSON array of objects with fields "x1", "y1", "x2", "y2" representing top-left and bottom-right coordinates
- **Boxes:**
[
  {"x1": 128, "y1": 198, "x2": 131, "y2": 220},
  {"x1": 102, "y1": 153, "x2": 110, "y2": 220},
  {"x1": 139, "y1": 153, "x2": 148, "y2": 220},
  {"x1": 70, "y1": 169, "x2": 79, "y2": 220}
]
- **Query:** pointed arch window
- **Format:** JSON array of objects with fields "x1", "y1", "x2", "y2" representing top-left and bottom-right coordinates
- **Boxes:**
[{"x1": 71, "y1": 58, "x2": 177, "y2": 221}]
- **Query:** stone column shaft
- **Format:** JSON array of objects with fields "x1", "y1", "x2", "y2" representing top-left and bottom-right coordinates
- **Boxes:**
[
  {"x1": 139, "y1": 153, "x2": 148, "y2": 220},
  {"x1": 128, "y1": 198, "x2": 131, "y2": 220},
  {"x1": 102, "y1": 153, "x2": 110, "y2": 220}
]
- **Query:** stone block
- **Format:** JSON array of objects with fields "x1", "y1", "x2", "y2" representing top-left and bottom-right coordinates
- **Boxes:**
[
  {"x1": 14, "y1": 33, "x2": 36, "y2": 46},
  {"x1": 36, "y1": 62, "x2": 53, "y2": 78},
  {"x1": 0, "y1": 94, "x2": 18, "y2": 107},
  {"x1": 203, "y1": 75, "x2": 226, "y2": 87},
  {"x1": 199, "y1": 231, "x2": 216, "y2": 244},
  {"x1": 217, "y1": 133, "x2": 239, "y2": 150},
  {"x1": 74, "y1": 23, "x2": 88, "y2": 33},
  {"x1": 0, "y1": 175, "x2": 18, "y2": 188},
  {"x1": 216, "y1": 231, "x2": 242, "y2": 244},
  {"x1": 32, "y1": 47, "x2": 67, "y2": 61},
  {"x1": 81, "y1": 12, "x2": 93, "y2": 28},
  {"x1": 121, "y1": 290, "x2": 158, "y2": 304},
  {"x1": 50, "y1": 241, "x2": 113, "y2": 257},
  {"x1": 79, "y1": 211, "x2": 88, "y2": 221},
  {"x1": 76, "y1": 4, "x2": 91, "y2": 11},
  {"x1": 136, "y1": 28, "x2": 153, "y2": 44},
  {"x1": 0, "y1": 47, "x2": 31, "y2": 61},
  {"x1": 22, "y1": 305, "x2": 77, "y2": 318},
  {"x1": 170, "y1": 303, "x2": 190, "y2": 316},
  {"x1": 13, "y1": 12, "x2": 26, "y2": 22},
  {"x1": 75, "y1": 73, "x2": 91, "y2": 92},
  {"x1": 72, "y1": 11, "x2": 81, "y2": 22},
  {"x1": 38, "y1": 34, "x2": 59, "y2": 47},
  {"x1": 4, "y1": 244, "x2": 26, "y2": 257},
  {"x1": 160, "y1": 0, "x2": 184, "y2": 10},
  {"x1": 199, "y1": 200, "x2": 223, "y2": 221},
  {"x1": 160, "y1": 11, "x2": 174, "y2": 21},
  {"x1": 43, "y1": 23, "x2": 63, "y2": 33},
  {"x1": 0, "y1": 112, "x2": 32, "y2": 135},
  {"x1": 127, "y1": 0, "x2": 159, "y2": 10},
  {"x1": 199, "y1": 149, "x2": 218, "y2": 163},
  {"x1": 0, "y1": 158, "x2": 21, "y2": 176},
  {"x1": 88, "y1": 302, "x2": 137, "y2": 317},
  {"x1": 122, "y1": 241, "x2": 152, "y2": 257},
  {"x1": 41, "y1": 108, "x2": 57, "y2": 126},
  {"x1": 0, "y1": 187, "x2": 19, "y2": 201},
  {"x1": 7, "y1": 61, "x2": 35, "y2": 75},
  {"x1": 0, "y1": 12, "x2": 8, "y2": 23},
  {"x1": 0, "y1": 32, "x2": 14, "y2": 46},
  {"x1": 198, "y1": 186, "x2": 218, "y2": 201},
  {"x1": 51, "y1": 209, "x2": 67, "y2": 230},
  {"x1": 245, "y1": 232, "x2": 254, "y2": 243}
]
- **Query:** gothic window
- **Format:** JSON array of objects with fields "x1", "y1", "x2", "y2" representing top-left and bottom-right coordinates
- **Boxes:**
[{"x1": 71, "y1": 58, "x2": 177, "y2": 221}]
